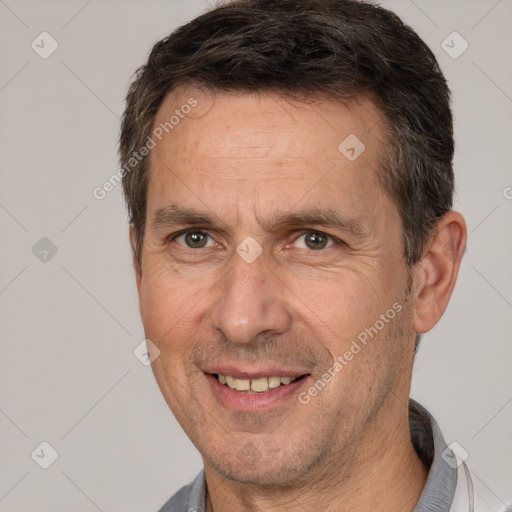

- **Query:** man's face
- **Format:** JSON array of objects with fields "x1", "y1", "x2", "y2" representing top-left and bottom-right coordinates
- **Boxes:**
[{"x1": 135, "y1": 90, "x2": 416, "y2": 485}]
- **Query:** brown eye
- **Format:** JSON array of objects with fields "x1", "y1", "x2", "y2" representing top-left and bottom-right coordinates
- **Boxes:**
[{"x1": 175, "y1": 230, "x2": 213, "y2": 249}]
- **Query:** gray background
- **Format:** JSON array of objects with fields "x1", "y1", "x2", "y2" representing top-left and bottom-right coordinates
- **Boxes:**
[{"x1": 0, "y1": 0, "x2": 510, "y2": 510}]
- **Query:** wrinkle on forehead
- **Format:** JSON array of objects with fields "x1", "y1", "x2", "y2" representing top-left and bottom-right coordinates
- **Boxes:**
[{"x1": 153, "y1": 87, "x2": 385, "y2": 162}]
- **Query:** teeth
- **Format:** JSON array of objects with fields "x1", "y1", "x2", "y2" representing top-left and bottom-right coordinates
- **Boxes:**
[
  {"x1": 216, "y1": 374, "x2": 298, "y2": 393},
  {"x1": 268, "y1": 376, "x2": 281, "y2": 389},
  {"x1": 225, "y1": 375, "x2": 235, "y2": 389},
  {"x1": 233, "y1": 378, "x2": 251, "y2": 391},
  {"x1": 250, "y1": 377, "x2": 269, "y2": 392}
]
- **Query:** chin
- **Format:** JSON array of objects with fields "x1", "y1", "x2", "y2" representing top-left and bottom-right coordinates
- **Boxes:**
[{"x1": 204, "y1": 440, "x2": 327, "y2": 487}]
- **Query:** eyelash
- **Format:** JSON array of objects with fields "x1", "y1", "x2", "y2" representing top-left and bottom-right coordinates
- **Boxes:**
[{"x1": 169, "y1": 228, "x2": 341, "y2": 252}]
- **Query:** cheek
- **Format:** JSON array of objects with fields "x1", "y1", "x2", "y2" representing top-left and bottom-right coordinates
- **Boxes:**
[
  {"x1": 292, "y1": 269, "x2": 384, "y2": 333},
  {"x1": 295, "y1": 269, "x2": 407, "y2": 376},
  {"x1": 140, "y1": 270, "x2": 200, "y2": 403},
  {"x1": 140, "y1": 273, "x2": 170, "y2": 332},
  {"x1": 138, "y1": 259, "x2": 216, "y2": 357},
  {"x1": 139, "y1": 269, "x2": 183, "y2": 344}
]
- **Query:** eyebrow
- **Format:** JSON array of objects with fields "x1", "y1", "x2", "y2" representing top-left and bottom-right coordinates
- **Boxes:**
[{"x1": 151, "y1": 204, "x2": 368, "y2": 238}]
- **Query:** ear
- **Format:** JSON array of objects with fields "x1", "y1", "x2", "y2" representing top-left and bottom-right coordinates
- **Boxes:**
[
  {"x1": 412, "y1": 211, "x2": 467, "y2": 334},
  {"x1": 129, "y1": 225, "x2": 142, "y2": 296}
]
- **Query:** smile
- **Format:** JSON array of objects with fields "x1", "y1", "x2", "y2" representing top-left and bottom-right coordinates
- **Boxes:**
[{"x1": 215, "y1": 373, "x2": 299, "y2": 393}]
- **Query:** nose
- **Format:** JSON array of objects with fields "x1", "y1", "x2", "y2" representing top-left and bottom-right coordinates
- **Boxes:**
[{"x1": 209, "y1": 252, "x2": 292, "y2": 344}]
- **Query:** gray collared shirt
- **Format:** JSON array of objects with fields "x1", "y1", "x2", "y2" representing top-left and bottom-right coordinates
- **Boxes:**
[{"x1": 158, "y1": 400, "x2": 457, "y2": 512}]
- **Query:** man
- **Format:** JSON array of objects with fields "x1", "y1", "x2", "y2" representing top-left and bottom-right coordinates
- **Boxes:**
[{"x1": 119, "y1": 1, "x2": 493, "y2": 510}]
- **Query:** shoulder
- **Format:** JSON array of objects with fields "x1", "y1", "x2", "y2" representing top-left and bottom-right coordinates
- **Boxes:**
[{"x1": 157, "y1": 471, "x2": 206, "y2": 512}]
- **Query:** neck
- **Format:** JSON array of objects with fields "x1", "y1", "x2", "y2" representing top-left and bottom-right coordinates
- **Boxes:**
[{"x1": 204, "y1": 396, "x2": 428, "y2": 512}]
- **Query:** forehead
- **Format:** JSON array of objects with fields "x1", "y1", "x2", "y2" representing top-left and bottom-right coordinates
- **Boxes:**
[
  {"x1": 147, "y1": 88, "x2": 391, "y2": 223},
  {"x1": 152, "y1": 87, "x2": 385, "y2": 166}
]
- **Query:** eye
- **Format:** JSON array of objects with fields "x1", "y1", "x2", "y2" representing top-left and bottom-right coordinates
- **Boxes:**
[
  {"x1": 173, "y1": 229, "x2": 215, "y2": 249},
  {"x1": 293, "y1": 231, "x2": 335, "y2": 250}
]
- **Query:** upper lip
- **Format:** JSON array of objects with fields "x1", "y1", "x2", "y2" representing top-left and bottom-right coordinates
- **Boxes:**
[{"x1": 202, "y1": 364, "x2": 309, "y2": 380}]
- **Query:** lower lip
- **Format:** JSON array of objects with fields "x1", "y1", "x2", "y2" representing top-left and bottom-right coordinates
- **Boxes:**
[{"x1": 205, "y1": 374, "x2": 309, "y2": 412}]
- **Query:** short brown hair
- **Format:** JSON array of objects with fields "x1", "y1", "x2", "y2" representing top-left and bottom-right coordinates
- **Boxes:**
[{"x1": 120, "y1": 0, "x2": 454, "y2": 267}]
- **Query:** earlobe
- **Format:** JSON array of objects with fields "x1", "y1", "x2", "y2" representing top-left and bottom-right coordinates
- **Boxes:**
[{"x1": 412, "y1": 211, "x2": 467, "y2": 334}]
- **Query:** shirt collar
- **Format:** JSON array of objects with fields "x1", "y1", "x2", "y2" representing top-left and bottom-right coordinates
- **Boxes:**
[{"x1": 410, "y1": 399, "x2": 457, "y2": 511}]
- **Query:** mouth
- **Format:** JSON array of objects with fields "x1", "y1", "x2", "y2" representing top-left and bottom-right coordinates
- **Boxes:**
[
  {"x1": 203, "y1": 367, "x2": 310, "y2": 412},
  {"x1": 214, "y1": 373, "x2": 306, "y2": 393}
]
